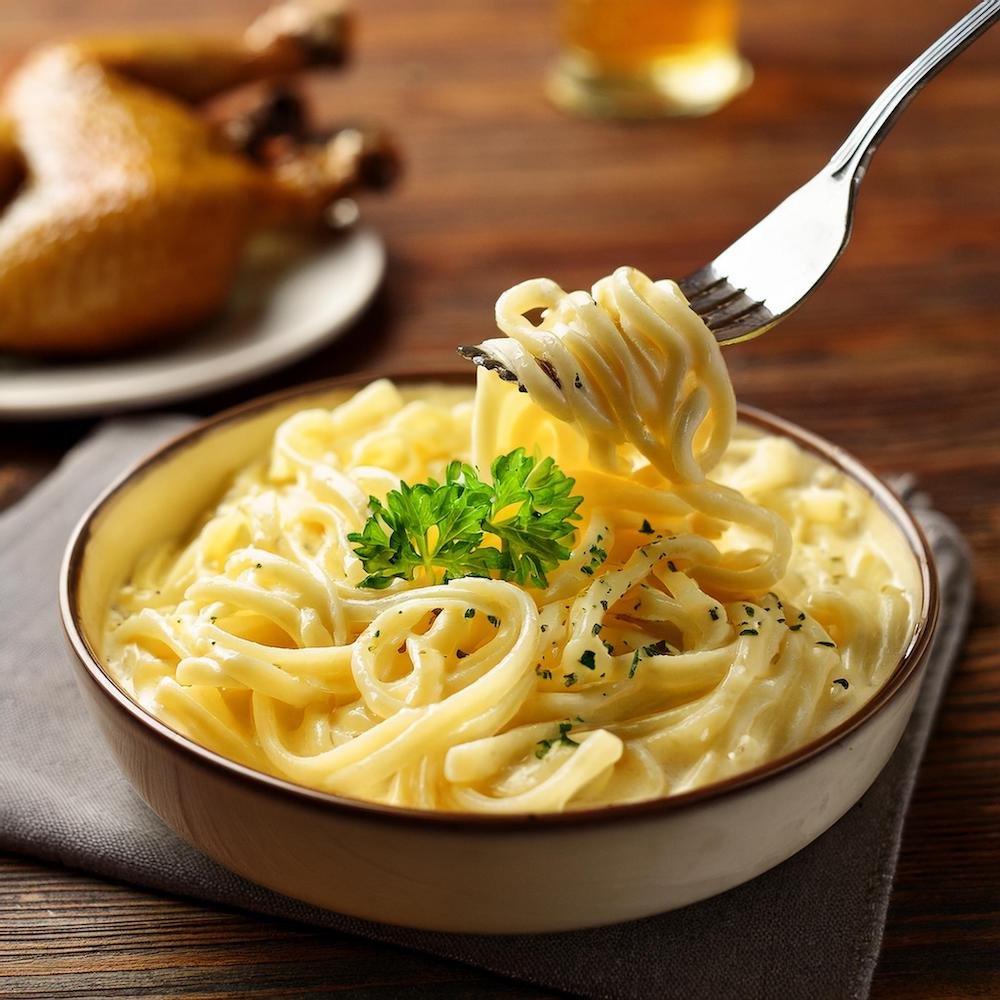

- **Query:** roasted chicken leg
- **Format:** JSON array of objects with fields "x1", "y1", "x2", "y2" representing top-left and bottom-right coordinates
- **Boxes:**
[{"x1": 0, "y1": 2, "x2": 397, "y2": 355}]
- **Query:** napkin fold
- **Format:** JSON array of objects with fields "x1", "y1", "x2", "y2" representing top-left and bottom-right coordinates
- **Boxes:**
[{"x1": 0, "y1": 417, "x2": 973, "y2": 1000}]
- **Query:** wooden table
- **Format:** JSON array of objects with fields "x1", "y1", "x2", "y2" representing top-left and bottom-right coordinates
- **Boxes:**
[{"x1": 2, "y1": 0, "x2": 998, "y2": 996}]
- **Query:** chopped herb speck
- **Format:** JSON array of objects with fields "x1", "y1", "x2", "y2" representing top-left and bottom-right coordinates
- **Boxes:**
[
  {"x1": 643, "y1": 640, "x2": 670, "y2": 657},
  {"x1": 629, "y1": 650, "x2": 641, "y2": 679}
]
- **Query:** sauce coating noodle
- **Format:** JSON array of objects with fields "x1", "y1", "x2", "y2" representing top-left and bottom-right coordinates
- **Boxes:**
[{"x1": 103, "y1": 268, "x2": 917, "y2": 812}]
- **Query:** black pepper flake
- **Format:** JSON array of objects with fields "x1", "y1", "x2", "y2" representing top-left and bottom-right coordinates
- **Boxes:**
[{"x1": 456, "y1": 649, "x2": 468, "y2": 658}]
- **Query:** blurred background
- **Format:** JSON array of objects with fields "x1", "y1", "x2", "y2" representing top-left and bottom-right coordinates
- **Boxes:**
[
  {"x1": 1, "y1": 1, "x2": 996, "y2": 433},
  {"x1": 1, "y1": 2, "x2": 998, "y2": 997}
]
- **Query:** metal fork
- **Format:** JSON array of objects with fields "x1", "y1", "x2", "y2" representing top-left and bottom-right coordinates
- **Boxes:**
[{"x1": 460, "y1": 0, "x2": 999, "y2": 382}]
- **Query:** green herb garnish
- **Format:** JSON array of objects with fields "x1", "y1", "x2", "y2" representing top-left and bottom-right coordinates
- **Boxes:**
[
  {"x1": 348, "y1": 449, "x2": 582, "y2": 590},
  {"x1": 535, "y1": 719, "x2": 581, "y2": 758}
]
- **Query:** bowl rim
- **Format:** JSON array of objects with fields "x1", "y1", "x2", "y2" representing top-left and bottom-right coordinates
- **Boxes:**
[{"x1": 60, "y1": 366, "x2": 940, "y2": 832}]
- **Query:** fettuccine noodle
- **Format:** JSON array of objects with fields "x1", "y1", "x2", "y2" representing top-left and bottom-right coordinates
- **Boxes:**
[{"x1": 103, "y1": 267, "x2": 917, "y2": 812}]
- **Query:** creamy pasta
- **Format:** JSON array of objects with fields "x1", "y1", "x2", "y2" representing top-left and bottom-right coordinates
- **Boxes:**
[{"x1": 103, "y1": 267, "x2": 918, "y2": 812}]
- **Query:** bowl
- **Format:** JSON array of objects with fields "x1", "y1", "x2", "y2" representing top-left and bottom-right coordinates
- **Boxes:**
[{"x1": 60, "y1": 370, "x2": 938, "y2": 933}]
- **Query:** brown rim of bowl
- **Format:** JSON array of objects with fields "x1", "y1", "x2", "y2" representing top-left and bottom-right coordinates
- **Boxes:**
[{"x1": 60, "y1": 366, "x2": 939, "y2": 832}]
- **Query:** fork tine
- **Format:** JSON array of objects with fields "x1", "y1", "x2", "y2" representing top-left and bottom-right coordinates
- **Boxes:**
[
  {"x1": 700, "y1": 291, "x2": 764, "y2": 330},
  {"x1": 456, "y1": 345, "x2": 520, "y2": 382},
  {"x1": 704, "y1": 302, "x2": 777, "y2": 344},
  {"x1": 686, "y1": 282, "x2": 747, "y2": 314},
  {"x1": 676, "y1": 264, "x2": 720, "y2": 300}
]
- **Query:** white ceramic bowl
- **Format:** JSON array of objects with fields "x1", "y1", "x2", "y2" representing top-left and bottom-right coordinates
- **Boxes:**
[{"x1": 60, "y1": 371, "x2": 938, "y2": 934}]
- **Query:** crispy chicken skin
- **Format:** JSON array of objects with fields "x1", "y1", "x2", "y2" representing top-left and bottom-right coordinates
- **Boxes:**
[{"x1": 0, "y1": 2, "x2": 397, "y2": 355}]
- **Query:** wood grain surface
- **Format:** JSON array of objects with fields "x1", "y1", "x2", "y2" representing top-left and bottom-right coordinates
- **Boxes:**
[{"x1": 2, "y1": 0, "x2": 998, "y2": 997}]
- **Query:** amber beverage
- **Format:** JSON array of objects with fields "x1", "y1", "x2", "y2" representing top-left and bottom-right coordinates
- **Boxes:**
[{"x1": 549, "y1": 0, "x2": 751, "y2": 118}]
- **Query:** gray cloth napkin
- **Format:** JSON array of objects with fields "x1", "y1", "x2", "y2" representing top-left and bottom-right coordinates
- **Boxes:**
[{"x1": 0, "y1": 417, "x2": 973, "y2": 1000}]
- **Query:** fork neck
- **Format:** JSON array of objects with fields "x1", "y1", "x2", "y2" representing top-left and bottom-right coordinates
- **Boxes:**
[{"x1": 826, "y1": 0, "x2": 1000, "y2": 185}]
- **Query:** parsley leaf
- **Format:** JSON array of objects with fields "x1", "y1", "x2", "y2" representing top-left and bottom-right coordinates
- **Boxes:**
[{"x1": 348, "y1": 449, "x2": 582, "y2": 589}]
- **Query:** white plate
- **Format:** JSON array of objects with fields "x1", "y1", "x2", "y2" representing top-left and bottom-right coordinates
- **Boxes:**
[{"x1": 0, "y1": 224, "x2": 385, "y2": 420}]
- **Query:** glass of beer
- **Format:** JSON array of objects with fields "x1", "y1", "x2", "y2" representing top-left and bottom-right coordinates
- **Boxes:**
[{"x1": 548, "y1": 0, "x2": 752, "y2": 119}]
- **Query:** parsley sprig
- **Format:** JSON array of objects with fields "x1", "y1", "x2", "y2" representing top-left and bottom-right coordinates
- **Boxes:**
[{"x1": 348, "y1": 449, "x2": 583, "y2": 589}]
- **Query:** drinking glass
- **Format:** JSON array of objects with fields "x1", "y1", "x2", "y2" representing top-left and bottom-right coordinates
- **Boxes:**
[{"x1": 548, "y1": 0, "x2": 752, "y2": 118}]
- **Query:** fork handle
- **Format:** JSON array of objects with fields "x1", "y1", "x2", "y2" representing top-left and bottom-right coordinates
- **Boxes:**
[{"x1": 828, "y1": 0, "x2": 1000, "y2": 181}]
